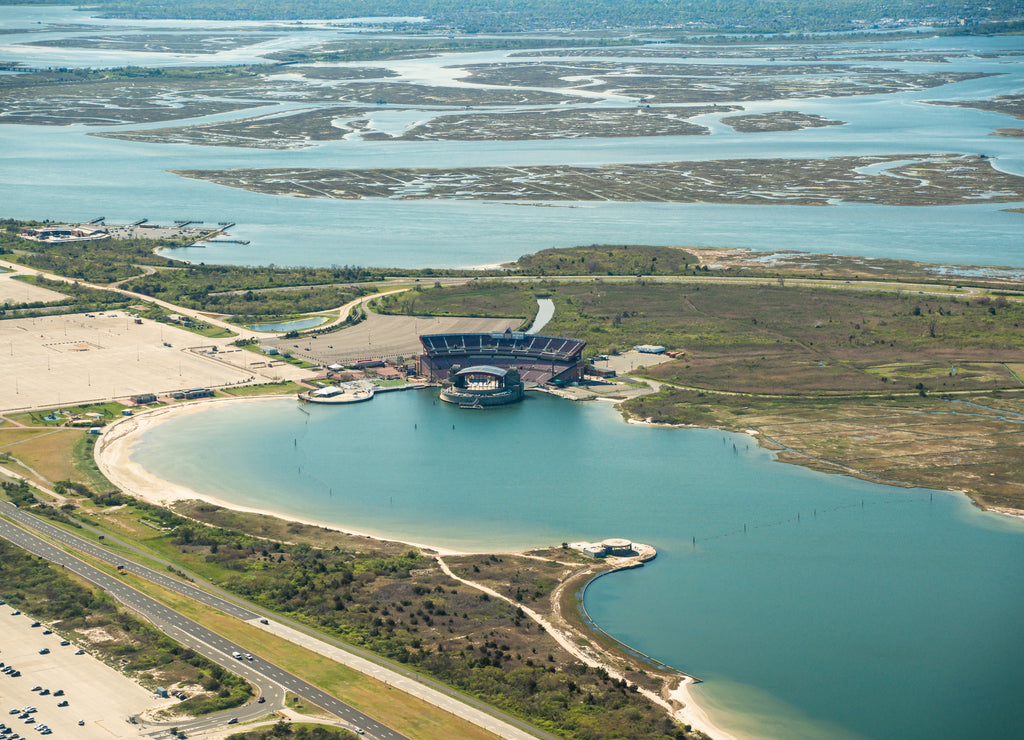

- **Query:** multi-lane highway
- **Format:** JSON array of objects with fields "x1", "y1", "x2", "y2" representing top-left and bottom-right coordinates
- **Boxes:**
[
  {"x1": 0, "y1": 500, "x2": 405, "y2": 740},
  {"x1": 0, "y1": 497, "x2": 553, "y2": 740}
]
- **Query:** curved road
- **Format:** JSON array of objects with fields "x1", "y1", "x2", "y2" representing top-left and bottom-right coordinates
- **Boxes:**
[
  {"x1": 0, "y1": 497, "x2": 554, "y2": 740},
  {"x1": 0, "y1": 500, "x2": 405, "y2": 740}
]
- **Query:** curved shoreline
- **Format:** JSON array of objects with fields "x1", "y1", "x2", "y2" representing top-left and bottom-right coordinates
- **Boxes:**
[
  {"x1": 575, "y1": 566, "x2": 739, "y2": 740},
  {"x1": 94, "y1": 397, "x2": 468, "y2": 556},
  {"x1": 95, "y1": 394, "x2": 744, "y2": 740}
]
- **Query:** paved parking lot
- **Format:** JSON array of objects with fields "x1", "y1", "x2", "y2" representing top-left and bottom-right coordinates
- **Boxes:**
[
  {"x1": 0, "y1": 313, "x2": 255, "y2": 413},
  {"x1": 266, "y1": 312, "x2": 521, "y2": 366},
  {"x1": 0, "y1": 270, "x2": 66, "y2": 306},
  {"x1": 0, "y1": 608, "x2": 166, "y2": 739}
]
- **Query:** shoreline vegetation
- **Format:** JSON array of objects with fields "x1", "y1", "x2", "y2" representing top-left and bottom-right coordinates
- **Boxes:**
[
  {"x1": 40, "y1": 0, "x2": 1024, "y2": 37},
  {"x1": 170, "y1": 154, "x2": 1024, "y2": 206},
  {"x1": 86, "y1": 399, "x2": 722, "y2": 739},
  {"x1": 2, "y1": 10, "x2": 1022, "y2": 738},
  {"x1": 2, "y1": 219, "x2": 1023, "y2": 738}
]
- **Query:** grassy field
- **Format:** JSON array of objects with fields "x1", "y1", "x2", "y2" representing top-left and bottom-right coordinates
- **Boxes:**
[
  {"x1": 220, "y1": 381, "x2": 305, "y2": 397},
  {"x1": 0, "y1": 427, "x2": 85, "y2": 486},
  {"x1": 10, "y1": 401, "x2": 128, "y2": 427}
]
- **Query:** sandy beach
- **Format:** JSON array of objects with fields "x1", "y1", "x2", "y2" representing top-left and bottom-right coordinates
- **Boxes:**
[
  {"x1": 669, "y1": 679, "x2": 740, "y2": 740},
  {"x1": 95, "y1": 395, "x2": 745, "y2": 740},
  {"x1": 95, "y1": 396, "x2": 468, "y2": 556}
]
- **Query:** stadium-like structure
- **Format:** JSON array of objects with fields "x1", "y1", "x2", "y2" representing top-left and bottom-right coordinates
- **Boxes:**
[
  {"x1": 418, "y1": 331, "x2": 587, "y2": 396},
  {"x1": 439, "y1": 365, "x2": 524, "y2": 408}
]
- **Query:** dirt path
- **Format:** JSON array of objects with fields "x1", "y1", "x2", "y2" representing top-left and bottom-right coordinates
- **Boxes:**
[{"x1": 435, "y1": 554, "x2": 733, "y2": 739}]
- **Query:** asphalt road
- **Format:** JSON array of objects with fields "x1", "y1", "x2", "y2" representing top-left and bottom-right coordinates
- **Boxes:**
[
  {"x1": 0, "y1": 501, "x2": 405, "y2": 740},
  {"x1": 0, "y1": 491, "x2": 557, "y2": 740}
]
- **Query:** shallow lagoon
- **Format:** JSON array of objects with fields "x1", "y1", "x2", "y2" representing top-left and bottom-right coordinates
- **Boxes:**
[
  {"x1": 132, "y1": 391, "x2": 1024, "y2": 740},
  {"x1": 1, "y1": 10, "x2": 1023, "y2": 268},
  {"x1": 9, "y1": 11, "x2": 1024, "y2": 737}
]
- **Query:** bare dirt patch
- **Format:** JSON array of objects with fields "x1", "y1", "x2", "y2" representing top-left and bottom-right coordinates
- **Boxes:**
[
  {"x1": 265, "y1": 310, "x2": 521, "y2": 366},
  {"x1": 0, "y1": 270, "x2": 67, "y2": 304}
]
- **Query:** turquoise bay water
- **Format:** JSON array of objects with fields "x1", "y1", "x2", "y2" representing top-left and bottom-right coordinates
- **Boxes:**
[
  {"x1": 9, "y1": 12, "x2": 1024, "y2": 736},
  {"x1": 132, "y1": 392, "x2": 1024, "y2": 740}
]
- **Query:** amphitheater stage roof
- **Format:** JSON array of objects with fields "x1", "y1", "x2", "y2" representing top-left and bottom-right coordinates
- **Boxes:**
[{"x1": 456, "y1": 365, "x2": 508, "y2": 377}]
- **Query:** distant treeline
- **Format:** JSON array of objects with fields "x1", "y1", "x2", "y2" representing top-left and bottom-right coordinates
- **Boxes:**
[{"x1": 12, "y1": 0, "x2": 1019, "y2": 33}]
